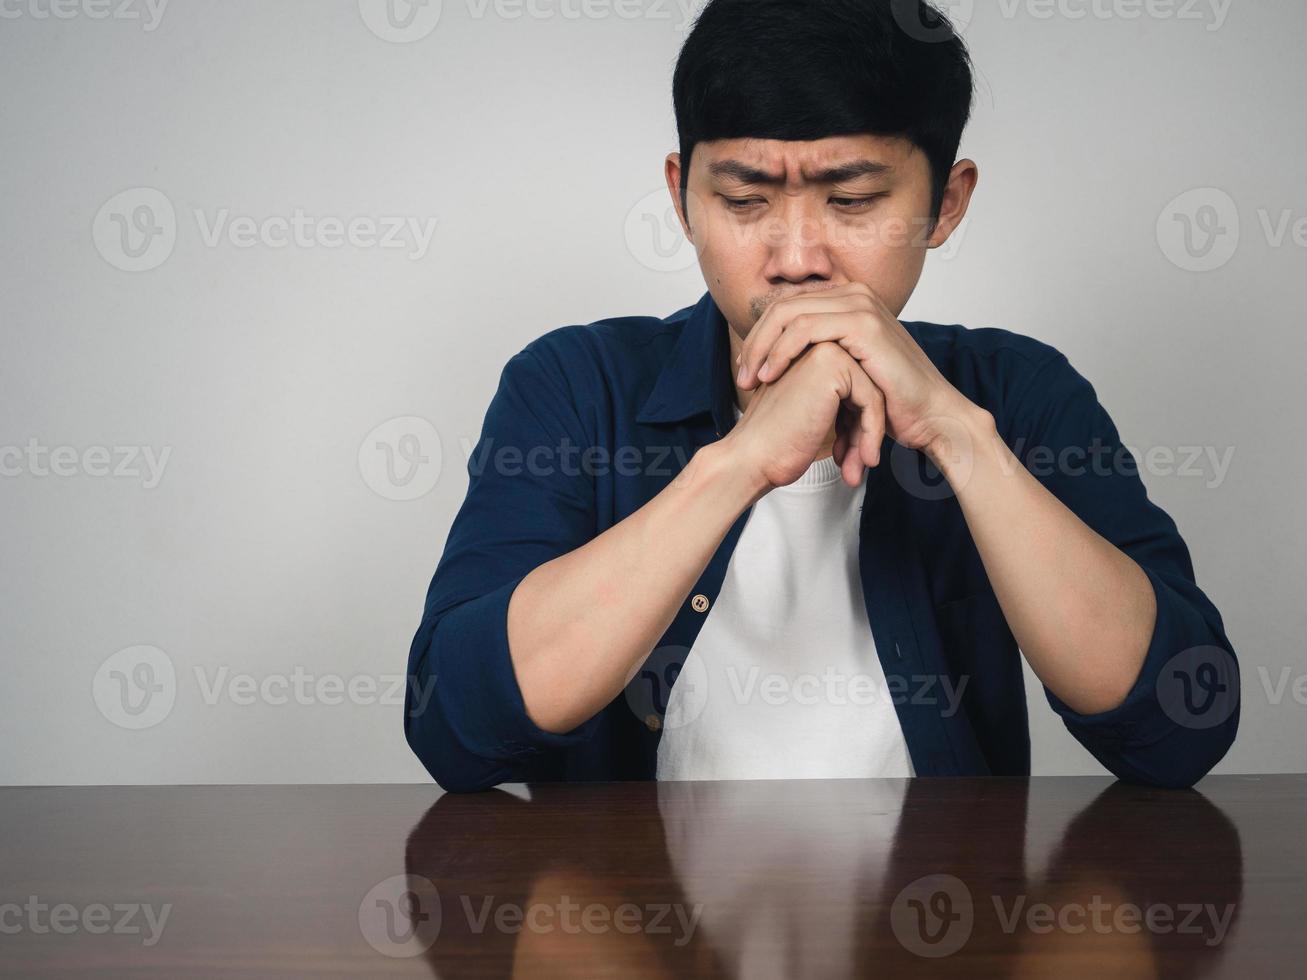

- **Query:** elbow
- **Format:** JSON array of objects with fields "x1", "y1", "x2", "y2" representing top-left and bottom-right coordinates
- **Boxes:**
[
  {"x1": 432, "y1": 767, "x2": 508, "y2": 795},
  {"x1": 1115, "y1": 763, "x2": 1208, "y2": 791},
  {"x1": 403, "y1": 673, "x2": 511, "y2": 794},
  {"x1": 1101, "y1": 704, "x2": 1240, "y2": 791},
  {"x1": 404, "y1": 718, "x2": 511, "y2": 794}
]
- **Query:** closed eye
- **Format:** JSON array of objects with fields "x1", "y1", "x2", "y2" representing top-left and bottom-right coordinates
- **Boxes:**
[
  {"x1": 830, "y1": 195, "x2": 886, "y2": 210},
  {"x1": 721, "y1": 195, "x2": 886, "y2": 211}
]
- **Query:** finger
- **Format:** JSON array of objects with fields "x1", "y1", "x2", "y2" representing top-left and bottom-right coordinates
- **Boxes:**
[
  {"x1": 756, "y1": 310, "x2": 861, "y2": 386},
  {"x1": 741, "y1": 294, "x2": 863, "y2": 387},
  {"x1": 832, "y1": 403, "x2": 853, "y2": 468},
  {"x1": 738, "y1": 288, "x2": 874, "y2": 389},
  {"x1": 841, "y1": 366, "x2": 887, "y2": 485}
]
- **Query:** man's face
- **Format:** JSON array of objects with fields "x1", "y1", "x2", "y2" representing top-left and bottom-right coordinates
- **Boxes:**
[{"x1": 666, "y1": 134, "x2": 972, "y2": 340}]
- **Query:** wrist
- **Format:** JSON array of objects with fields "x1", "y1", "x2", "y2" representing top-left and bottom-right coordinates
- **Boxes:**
[
  {"x1": 693, "y1": 434, "x2": 772, "y2": 508},
  {"x1": 924, "y1": 399, "x2": 997, "y2": 486}
]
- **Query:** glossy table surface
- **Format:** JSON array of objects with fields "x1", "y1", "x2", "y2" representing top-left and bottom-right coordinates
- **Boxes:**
[{"x1": 0, "y1": 775, "x2": 1302, "y2": 977}]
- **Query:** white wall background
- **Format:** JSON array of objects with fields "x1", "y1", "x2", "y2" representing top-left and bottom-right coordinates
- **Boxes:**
[{"x1": 1, "y1": 0, "x2": 1302, "y2": 785}]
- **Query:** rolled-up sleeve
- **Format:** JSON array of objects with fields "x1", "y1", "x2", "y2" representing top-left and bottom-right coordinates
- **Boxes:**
[
  {"x1": 1007, "y1": 351, "x2": 1240, "y2": 788},
  {"x1": 404, "y1": 340, "x2": 604, "y2": 792}
]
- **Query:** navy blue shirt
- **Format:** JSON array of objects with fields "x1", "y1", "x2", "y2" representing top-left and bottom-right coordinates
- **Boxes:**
[{"x1": 405, "y1": 291, "x2": 1240, "y2": 792}]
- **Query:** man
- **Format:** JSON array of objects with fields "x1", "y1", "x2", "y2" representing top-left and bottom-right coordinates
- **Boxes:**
[{"x1": 404, "y1": 0, "x2": 1240, "y2": 792}]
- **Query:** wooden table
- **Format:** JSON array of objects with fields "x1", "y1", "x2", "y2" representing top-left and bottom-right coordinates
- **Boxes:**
[{"x1": 0, "y1": 775, "x2": 1301, "y2": 977}]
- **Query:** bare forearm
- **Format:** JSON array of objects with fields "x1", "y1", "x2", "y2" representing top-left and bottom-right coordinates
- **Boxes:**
[
  {"x1": 930, "y1": 408, "x2": 1157, "y2": 715},
  {"x1": 507, "y1": 439, "x2": 766, "y2": 733}
]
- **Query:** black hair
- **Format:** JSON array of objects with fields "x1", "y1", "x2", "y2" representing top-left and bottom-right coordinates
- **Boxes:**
[{"x1": 673, "y1": 0, "x2": 974, "y2": 225}]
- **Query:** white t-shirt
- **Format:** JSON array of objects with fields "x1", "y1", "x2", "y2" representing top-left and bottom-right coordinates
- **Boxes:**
[{"x1": 657, "y1": 409, "x2": 914, "y2": 780}]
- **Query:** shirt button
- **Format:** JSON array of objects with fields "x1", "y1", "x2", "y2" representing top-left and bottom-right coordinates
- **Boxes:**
[{"x1": 691, "y1": 594, "x2": 710, "y2": 613}]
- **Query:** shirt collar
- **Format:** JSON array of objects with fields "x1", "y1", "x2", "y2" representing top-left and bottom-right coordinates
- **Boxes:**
[{"x1": 636, "y1": 290, "x2": 738, "y2": 435}]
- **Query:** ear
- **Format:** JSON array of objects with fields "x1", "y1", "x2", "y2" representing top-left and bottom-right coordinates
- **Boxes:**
[
  {"x1": 664, "y1": 152, "x2": 693, "y2": 240},
  {"x1": 928, "y1": 158, "x2": 979, "y2": 249}
]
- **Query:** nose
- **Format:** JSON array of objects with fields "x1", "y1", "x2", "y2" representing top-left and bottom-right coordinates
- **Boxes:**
[{"x1": 760, "y1": 199, "x2": 835, "y2": 287}]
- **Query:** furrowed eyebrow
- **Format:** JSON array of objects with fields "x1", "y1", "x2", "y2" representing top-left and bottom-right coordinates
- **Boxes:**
[{"x1": 707, "y1": 158, "x2": 894, "y2": 186}]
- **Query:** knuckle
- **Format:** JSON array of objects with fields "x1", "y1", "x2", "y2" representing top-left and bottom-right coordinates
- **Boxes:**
[{"x1": 810, "y1": 340, "x2": 843, "y2": 366}]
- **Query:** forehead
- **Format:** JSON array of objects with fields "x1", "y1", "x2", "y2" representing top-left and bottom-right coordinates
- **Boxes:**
[{"x1": 694, "y1": 134, "x2": 919, "y2": 182}]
